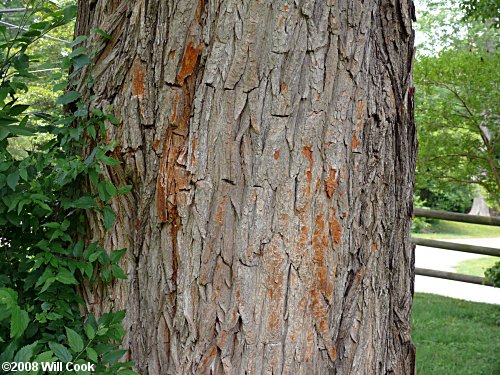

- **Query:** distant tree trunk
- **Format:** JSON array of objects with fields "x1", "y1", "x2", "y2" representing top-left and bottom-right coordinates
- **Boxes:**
[
  {"x1": 76, "y1": 1, "x2": 417, "y2": 374},
  {"x1": 469, "y1": 190, "x2": 490, "y2": 216}
]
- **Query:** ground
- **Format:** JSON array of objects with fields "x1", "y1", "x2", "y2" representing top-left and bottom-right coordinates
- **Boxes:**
[
  {"x1": 411, "y1": 220, "x2": 500, "y2": 375},
  {"x1": 412, "y1": 293, "x2": 500, "y2": 375}
]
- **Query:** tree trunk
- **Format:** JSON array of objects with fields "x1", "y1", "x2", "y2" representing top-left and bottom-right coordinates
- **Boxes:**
[
  {"x1": 76, "y1": 1, "x2": 417, "y2": 374},
  {"x1": 469, "y1": 189, "x2": 490, "y2": 216}
]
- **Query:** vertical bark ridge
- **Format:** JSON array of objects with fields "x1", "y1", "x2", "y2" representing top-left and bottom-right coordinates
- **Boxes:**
[{"x1": 76, "y1": 0, "x2": 417, "y2": 373}]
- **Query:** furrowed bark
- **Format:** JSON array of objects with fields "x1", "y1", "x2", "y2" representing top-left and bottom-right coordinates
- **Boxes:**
[{"x1": 76, "y1": 1, "x2": 417, "y2": 374}]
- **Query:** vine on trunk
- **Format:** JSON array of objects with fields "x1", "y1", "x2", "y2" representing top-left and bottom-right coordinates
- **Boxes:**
[{"x1": 0, "y1": 2, "x2": 135, "y2": 374}]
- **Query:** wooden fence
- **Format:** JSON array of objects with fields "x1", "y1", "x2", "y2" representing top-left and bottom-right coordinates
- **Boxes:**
[{"x1": 412, "y1": 208, "x2": 500, "y2": 287}]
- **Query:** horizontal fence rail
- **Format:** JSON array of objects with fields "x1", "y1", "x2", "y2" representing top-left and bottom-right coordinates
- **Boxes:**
[
  {"x1": 415, "y1": 268, "x2": 493, "y2": 286},
  {"x1": 414, "y1": 207, "x2": 500, "y2": 226},
  {"x1": 412, "y1": 238, "x2": 500, "y2": 257},
  {"x1": 413, "y1": 208, "x2": 499, "y2": 287}
]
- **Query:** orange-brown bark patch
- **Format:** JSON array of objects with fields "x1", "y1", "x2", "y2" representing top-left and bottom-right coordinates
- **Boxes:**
[
  {"x1": 302, "y1": 145, "x2": 313, "y2": 166},
  {"x1": 171, "y1": 92, "x2": 179, "y2": 123},
  {"x1": 273, "y1": 150, "x2": 280, "y2": 160},
  {"x1": 216, "y1": 199, "x2": 225, "y2": 225},
  {"x1": 169, "y1": 50, "x2": 175, "y2": 60},
  {"x1": 196, "y1": 0, "x2": 204, "y2": 21},
  {"x1": 268, "y1": 307, "x2": 280, "y2": 332},
  {"x1": 371, "y1": 242, "x2": 377, "y2": 252},
  {"x1": 310, "y1": 289, "x2": 337, "y2": 362},
  {"x1": 132, "y1": 61, "x2": 145, "y2": 97},
  {"x1": 351, "y1": 134, "x2": 361, "y2": 149},
  {"x1": 302, "y1": 145, "x2": 313, "y2": 184},
  {"x1": 201, "y1": 346, "x2": 217, "y2": 367},
  {"x1": 177, "y1": 41, "x2": 202, "y2": 84},
  {"x1": 279, "y1": 16, "x2": 286, "y2": 27},
  {"x1": 283, "y1": 4, "x2": 289, "y2": 11},
  {"x1": 329, "y1": 347, "x2": 337, "y2": 362},
  {"x1": 329, "y1": 215, "x2": 342, "y2": 245},
  {"x1": 153, "y1": 138, "x2": 160, "y2": 152},
  {"x1": 324, "y1": 168, "x2": 338, "y2": 198},
  {"x1": 313, "y1": 215, "x2": 328, "y2": 292}
]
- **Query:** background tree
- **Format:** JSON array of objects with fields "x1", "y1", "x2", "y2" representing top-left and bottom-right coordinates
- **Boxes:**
[
  {"x1": 76, "y1": 1, "x2": 417, "y2": 374},
  {"x1": 414, "y1": 0, "x2": 499, "y2": 211},
  {"x1": 1, "y1": 0, "x2": 74, "y2": 159},
  {"x1": 460, "y1": 0, "x2": 500, "y2": 27}
]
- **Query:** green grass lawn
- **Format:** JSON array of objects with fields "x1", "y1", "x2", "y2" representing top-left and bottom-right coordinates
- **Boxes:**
[
  {"x1": 455, "y1": 256, "x2": 499, "y2": 277},
  {"x1": 412, "y1": 293, "x2": 500, "y2": 375},
  {"x1": 412, "y1": 220, "x2": 500, "y2": 239}
]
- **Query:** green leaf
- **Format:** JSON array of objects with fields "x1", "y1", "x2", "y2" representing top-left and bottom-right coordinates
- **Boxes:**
[
  {"x1": 0, "y1": 162, "x2": 11, "y2": 172},
  {"x1": 7, "y1": 171, "x2": 19, "y2": 190},
  {"x1": 67, "y1": 35, "x2": 87, "y2": 49},
  {"x1": 95, "y1": 28, "x2": 112, "y2": 40},
  {"x1": 88, "y1": 124, "x2": 96, "y2": 139},
  {"x1": 68, "y1": 46, "x2": 87, "y2": 59},
  {"x1": 10, "y1": 306, "x2": 29, "y2": 338},
  {"x1": 29, "y1": 21, "x2": 51, "y2": 30},
  {"x1": 53, "y1": 81, "x2": 68, "y2": 92},
  {"x1": 14, "y1": 342, "x2": 37, "y2": 362},
  {"x1": 43, "y1": 222, "x2": 61, "y2": 229},
  {"x1": 40, "y1": 277, "x2": 56, "y2": 293},
  {"x1": 0, "y1": 115, "x2": 18, "y2": 126},
  {"x1": 88, "y1": 250, "x2": 103, "y2": 263},
  {"x1": 66, "y1": 327, "x2": 84, "y2": 353},
  {"x1": 56, "y1": 91, "x2": 81, "y2": 105},
  {"x1": 56, "y1": 268, "x2": 78, "y2": 285},
  {"x1": 13, "y1": 54, "x2": 29, "y2": 70},
  {"x1": 96, "y1": 327, "x2": 108, "y2": 336},
  {"x1": 9, "y1": 104, "x2": 29, "y2": 116},
  {"x1": 34, "y1": 350, "x2": 55, "y2": 363},
  {"x1": 102, "y1": 349, "x2": 126, "y2": 364},
  {"x1": 86, "y1": 347, "x2": 98, "y2": 362},
  {"x1": 118, "y1": 370, "x2": 139, "y2": 375},
  {"x1": 111, "y1": 265, "x2": 127, "y2": 279},
  {"x1": 8, "y1": 125, "x2": 35, "y2": 136},
  {"x1": 98, "y1": 154, "x2": 121, "y2": 166},
  {"x1": 0, "y1": 288, "x2": 17, "y2": 308},
  {"x1": 117, "y1": 185, "x2": 133, "y2": 194},
  {"x1": 103, "y1": 206, "x2": 116, "y2": 230},
  {"x1": 73, "y1": 54, "x2": 90, "y2": 70},
  {"x1": 84, "y1": 323, "x2": 95, "y2": 340},
  {"x1": 83, "y1": 262, "x2": 93, "y2": 278},
  {"x1": 49, "y1": 342, "x2": 72, "y2": 362},
  {"x1": 63, "y1": 5, "x2": 78, "y2": 21},
  {"x1": 19, "y1": 168, "x2": 28, "y2": 181},
  {"x1": 107, "y1": 114, "x2": 120, "y2": 125},
  {"x1": 71, "y1": 196, "x2": 97, "y2": 209},
  {"x1": 73, "y1": 240, "x2": 84, "y2": 257},
  {"x1": 110, "y1": 249, "x2": 127, "y2": 263},
  {"x1": 104, "y1": 181, "x2": 117, "y2": 196},
  {"x1": 101, "y1": 268, "x2": 112, "y2": 282},
  {"x1": 0, "y1": 87, "x2": 10, "y2": 103}
]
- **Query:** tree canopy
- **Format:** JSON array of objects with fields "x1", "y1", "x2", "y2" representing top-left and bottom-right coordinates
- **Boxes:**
[{"x1": 414, "y1": 0, "x2": 499, "y2": 210}]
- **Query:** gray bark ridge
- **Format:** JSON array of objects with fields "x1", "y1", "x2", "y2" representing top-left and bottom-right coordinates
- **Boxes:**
[{"x1": 76, "y1": 0, "x2": 417, "y2": 374}]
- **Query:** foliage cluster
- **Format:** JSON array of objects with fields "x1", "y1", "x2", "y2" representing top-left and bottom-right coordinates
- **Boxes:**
[
  {"x1": 485, "y1": 261, "x2": 500, "y2": 287},
  {"x1": 414, "y1": 0, "x2": 499, "y2": 211},
  {"x1": 0, "y1": 2, "x2": 135, "y2": 373}
]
